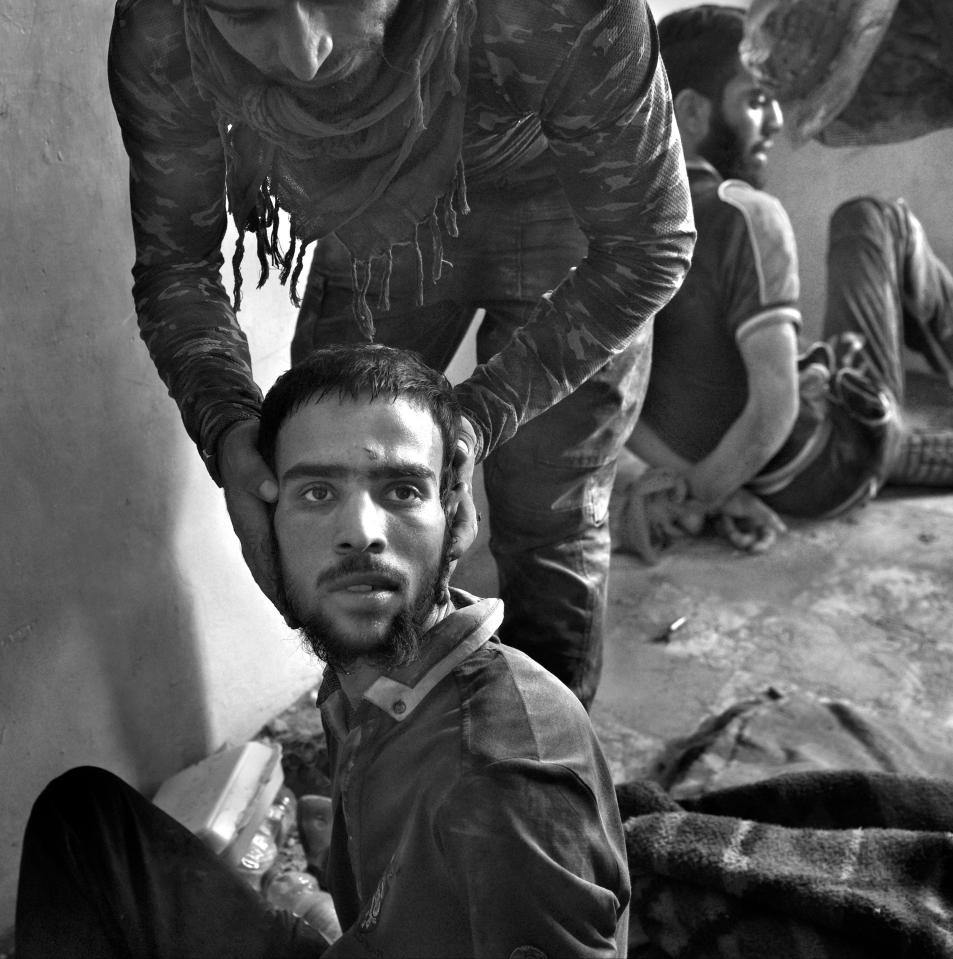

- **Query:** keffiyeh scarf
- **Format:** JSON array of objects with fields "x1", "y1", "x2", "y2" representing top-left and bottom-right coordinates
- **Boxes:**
[{"x1": 182, "y1": 0, "x2": 475, "y2": 334}]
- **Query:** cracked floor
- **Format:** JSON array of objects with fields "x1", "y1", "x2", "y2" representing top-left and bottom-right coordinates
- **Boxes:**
[{"x1": 453, "y1": 368, "x2": 953, "y2": 783}]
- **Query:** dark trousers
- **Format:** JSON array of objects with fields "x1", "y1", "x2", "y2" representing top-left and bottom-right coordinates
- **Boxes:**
[
  {"x1": 15, "y1": 767, "x2": 326, "y2": 959},
  {"x1": 292, "y1": 173, "x2": 651, "y2": 708}
]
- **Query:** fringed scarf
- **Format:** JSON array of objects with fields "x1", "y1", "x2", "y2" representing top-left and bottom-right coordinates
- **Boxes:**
[{"x1": 182, "y1": 0, "x2": 475, "y2": 336}]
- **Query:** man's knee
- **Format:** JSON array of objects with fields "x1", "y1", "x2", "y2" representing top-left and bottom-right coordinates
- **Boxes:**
[
  {"x1": 32, "y1": 766, "x2": 129, "y2": 823},
  {"x1": 830, "y1": 196, "x2": 907, "y2": 243}
]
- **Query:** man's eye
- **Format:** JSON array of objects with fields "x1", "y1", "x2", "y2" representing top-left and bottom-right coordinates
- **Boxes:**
[
  {"x1": 388, "y1": 484, "x2": 423, "y2": 503},
  {"x1": 302, "y1": 486, "x2": 332, "y2": 503}
]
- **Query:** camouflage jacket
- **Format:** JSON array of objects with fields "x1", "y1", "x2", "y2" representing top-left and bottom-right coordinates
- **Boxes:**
[{"x1": 108, "y1": 0, "x2": 693, "y2": 479}]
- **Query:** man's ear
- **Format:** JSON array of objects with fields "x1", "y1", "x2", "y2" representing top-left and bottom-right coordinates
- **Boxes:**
[{"x1": 674, "y1": 88, "x2": 713, "y2": 142}]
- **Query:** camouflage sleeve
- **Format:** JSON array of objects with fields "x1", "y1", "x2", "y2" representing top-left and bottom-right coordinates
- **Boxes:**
[
  {"x1": 454, "y1": 0, "x2": 694, "y2": 458},
  {"x1": 108, "y1": 0, "x2": 261, "y2": 482}
]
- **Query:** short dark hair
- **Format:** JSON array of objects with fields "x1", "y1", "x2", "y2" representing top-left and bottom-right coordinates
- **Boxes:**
[
  {"x1": 658, "y1": 5, "x2": 745, "y2": 102},
  {"x1": 259, "y1": 344, "x2": 460, "y2": 501}
]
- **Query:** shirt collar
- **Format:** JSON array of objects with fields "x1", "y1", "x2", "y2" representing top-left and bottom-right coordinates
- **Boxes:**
[
  {"x1": 316, "y1": 588, "x2": 504, "y2": 725},
  {"x1": 685, "y1": 157, "x2": 723, "y2": 184}
]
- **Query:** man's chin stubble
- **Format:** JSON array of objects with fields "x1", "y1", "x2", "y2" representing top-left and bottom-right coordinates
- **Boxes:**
[
  {"x1": 288, "y1": 551, "x2": 450, "y2": 672},
  {"x1": 275, "y1": 522, "x2": 454, "y2": 672},
  {"x1": 299, "y1": 607, "x2": 425, "y2": 672}
]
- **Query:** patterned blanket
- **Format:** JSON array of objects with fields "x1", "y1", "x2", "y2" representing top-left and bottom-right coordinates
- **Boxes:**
[{"x1": 617, "y1": 771, "x2": 953, "y2": 958}]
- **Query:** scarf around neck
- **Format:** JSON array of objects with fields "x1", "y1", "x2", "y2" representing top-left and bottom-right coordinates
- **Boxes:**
[{"x1": 182, "y1": 0, "x2": 475, "y2": 335}]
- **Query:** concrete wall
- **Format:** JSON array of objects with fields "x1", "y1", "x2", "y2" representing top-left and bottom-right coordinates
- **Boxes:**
[{"x1": 0, "y1": 1, "x2": 316, "y2": 935}]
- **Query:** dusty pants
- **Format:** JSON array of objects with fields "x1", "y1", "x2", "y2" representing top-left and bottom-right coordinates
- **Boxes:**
[{"x1": 15, "y1": 766, "x2": 326, "y2": 959}]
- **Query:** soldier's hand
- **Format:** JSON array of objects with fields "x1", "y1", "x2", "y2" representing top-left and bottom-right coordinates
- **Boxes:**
[
  {"x1": 449, "y1": 415, "x2": 480, "y2": 562},
  {"x1": 218, "y1": 419, "x2": 285, "y2": 614}
]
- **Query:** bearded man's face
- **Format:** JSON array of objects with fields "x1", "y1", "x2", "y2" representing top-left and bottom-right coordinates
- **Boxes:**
[
  {"x1": 699, "y1": 63, "x2": 783, "y2": 189},
  {"x1": 272, "y1": 393, "x2": 451, "y2": 671}
]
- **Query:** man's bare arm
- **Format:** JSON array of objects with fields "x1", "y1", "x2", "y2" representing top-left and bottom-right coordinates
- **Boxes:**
[{"x1": 685, "y1": 321, "x2": 800, "y2": 507}]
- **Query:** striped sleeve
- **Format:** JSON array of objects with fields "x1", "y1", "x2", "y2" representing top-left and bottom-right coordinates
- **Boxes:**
[{"x1": 717, "y1": 179, "x2": 802, "y2": 344}]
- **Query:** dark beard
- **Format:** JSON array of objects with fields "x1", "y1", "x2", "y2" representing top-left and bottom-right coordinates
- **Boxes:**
[
  {"x1": 699, "y1": 111, "x2": 767, "y2": 190},
  {"x1": 277, "y1": 528, "x2": 453, "y2": 673},
  {"x1": 298, "y1": 564, "x2": 438, "y2": 673}
]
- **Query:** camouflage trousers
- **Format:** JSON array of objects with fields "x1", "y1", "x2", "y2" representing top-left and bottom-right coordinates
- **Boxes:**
[{"x1": 292, "y1": 170, "x2": 652, "y2": 709}]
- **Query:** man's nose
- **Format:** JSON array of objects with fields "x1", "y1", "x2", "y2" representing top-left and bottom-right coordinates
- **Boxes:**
[
  {"x1": 334, "y1": 492, "x2": 386, "y2": 553},
  {"x1": 764, "y1": 98, "x2": 783, "y2": 135},
  {"x1": 278, "y1": 3, "x2": 333, "y2": 82}
]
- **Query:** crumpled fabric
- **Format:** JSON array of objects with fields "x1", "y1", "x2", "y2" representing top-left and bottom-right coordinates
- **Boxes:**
[{"x1": 743, "y1": 0, "x2": 953, "y2": 146}]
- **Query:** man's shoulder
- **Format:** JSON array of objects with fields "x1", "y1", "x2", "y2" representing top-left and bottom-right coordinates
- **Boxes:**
[
  {"x1": 110, "y1": 0, "x2": 194, "y2": 95},
  {"x1": 475, "y1": 0, "x2": 642, "y2": 39},
  {"x1": 452, "y1": 639, "x2": 596, "y2": 763},
  {"x1": 476, "y1": 0, "x2": 621, "y2": 20},
  {"x1": 710, "y1": 179, "x2": 796, "y2": 249},
  {"x1": 112, "y1": 0, "x2": 187, "y2": 49},
  {"x1": 689, "y1": 178, "x2": 799, "y2": 288}
]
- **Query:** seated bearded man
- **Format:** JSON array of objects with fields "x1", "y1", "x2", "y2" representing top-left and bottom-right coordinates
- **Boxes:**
[{"x1": 15, "y1": 344, "x2": 630, "y2": 958}]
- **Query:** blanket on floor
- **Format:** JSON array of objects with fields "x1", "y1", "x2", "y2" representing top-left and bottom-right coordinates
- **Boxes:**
[{"x1": 617, "y1": 771, "x2": 953, "y2": 958}]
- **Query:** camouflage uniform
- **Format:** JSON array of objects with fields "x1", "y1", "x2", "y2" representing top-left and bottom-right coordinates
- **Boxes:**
[{"x1": 108, "y1": 0, "x2": 693, "y2": 707}]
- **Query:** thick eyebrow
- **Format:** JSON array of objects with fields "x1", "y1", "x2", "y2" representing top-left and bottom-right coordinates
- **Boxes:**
[{"x1": 280, "y1": 462, "x2": 438, "y2": 485}]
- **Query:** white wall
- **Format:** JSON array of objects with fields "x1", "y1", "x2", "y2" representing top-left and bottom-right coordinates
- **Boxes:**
[{"x1": 0, "y1": 1, "x2": 317, "y2": 935}]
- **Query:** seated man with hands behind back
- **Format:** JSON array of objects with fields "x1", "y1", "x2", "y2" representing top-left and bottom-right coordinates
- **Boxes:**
[{"x1": 613, "y1": 4, "x2": 953, "y2": 563}]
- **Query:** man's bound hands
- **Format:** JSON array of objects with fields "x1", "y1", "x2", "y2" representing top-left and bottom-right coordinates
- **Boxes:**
[
  {"x1": 713, "y1": 488, "x2": 787, "y2": 554},
  {"x1": 611, "y1": 465, "x2": 788, "y2": 562},
  {"x1": 610, "y1": 467, "x2": 706, "y2": 564}
]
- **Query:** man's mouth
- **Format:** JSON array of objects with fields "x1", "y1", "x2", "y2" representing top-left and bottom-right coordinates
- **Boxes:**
[
  {"x1": 327, "y1": 571, "x2": 402, "y2": 594},
  {"x1": 267, "y1": 50, "x2": 365, "y2": 89}
]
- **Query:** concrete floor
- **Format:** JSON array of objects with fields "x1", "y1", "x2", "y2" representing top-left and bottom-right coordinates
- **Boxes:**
[{"x1": 453, "y1": 368, "x2": 953, "y2": 783}]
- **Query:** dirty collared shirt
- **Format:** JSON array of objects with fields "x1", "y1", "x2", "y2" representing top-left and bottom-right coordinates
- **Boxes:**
[
  {"x1": 315, "y1": 589, "x2": 630, "y2": 957},
  {"x1": 107, "y1": 0, "x2": 693, "y2": 471}
]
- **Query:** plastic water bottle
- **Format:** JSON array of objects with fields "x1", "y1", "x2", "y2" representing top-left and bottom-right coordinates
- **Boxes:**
[
  {"x1": 295, "y1": 889, "x2": 342, "y2": 944},
  {"x1": 264, "y1": 786, "x2": 297, "y2": 847},
  {"x1": 265, "y1": 870, "x2": 342, "y2": 944},
  {"x1": 233, "y1": 821, "x2": 278, "y2": 891}
]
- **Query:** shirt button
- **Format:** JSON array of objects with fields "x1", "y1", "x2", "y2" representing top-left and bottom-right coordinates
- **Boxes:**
[{"x1": 392, "y1": 699, "x2": 406, "y2": 715}]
